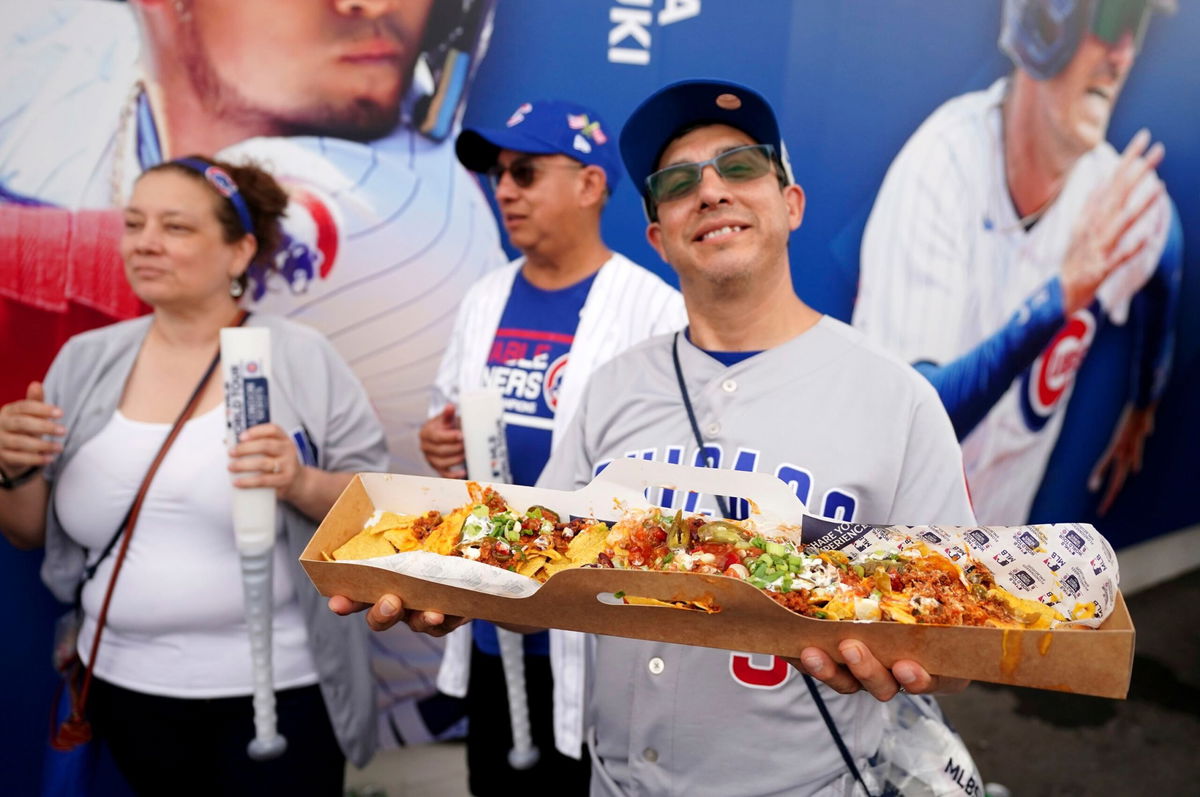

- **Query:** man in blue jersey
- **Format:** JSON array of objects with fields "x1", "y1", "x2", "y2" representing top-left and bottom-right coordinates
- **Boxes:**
[{"x1": 417, "y1": 99, "x2": 685, "y2": 795}]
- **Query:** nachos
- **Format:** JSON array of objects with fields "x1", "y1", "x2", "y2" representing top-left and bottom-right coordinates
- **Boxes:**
[
  {"x1": 330, "y1": 482, "x2": 608, "y2": 582},
  {"x1": 330, "y1": 486, "x2": 1064, "y2": 629},
  {"x1": 601, "y1": 507, "x2": 1064, "y2": 629}
]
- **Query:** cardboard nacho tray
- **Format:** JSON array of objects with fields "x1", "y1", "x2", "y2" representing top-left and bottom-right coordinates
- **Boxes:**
[{"x1": 301, "y1": 459, "x2": 1135, "y2": 699}]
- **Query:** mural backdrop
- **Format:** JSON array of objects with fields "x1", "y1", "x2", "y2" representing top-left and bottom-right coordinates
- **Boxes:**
[{"x1": 2, "y1": 1, "x2": 1196, "y2": 793}]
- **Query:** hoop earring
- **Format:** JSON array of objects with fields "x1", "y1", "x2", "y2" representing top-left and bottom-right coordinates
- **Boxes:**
[{"x1": 230, "y1": 278, "x2": 245, "y2": 298}]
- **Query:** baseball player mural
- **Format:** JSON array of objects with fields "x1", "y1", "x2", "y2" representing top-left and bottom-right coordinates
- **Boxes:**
[
  {"x1": 336, "y1": 78, "x2": 978, "y2": 796},
  {"x1": 0, "y1": 0, "x2": 507, "y2": 477},
  {"x1": 0, "y1": 0, "x2": 506, "y2": 752},
  {"x1": 853, "y1": 0, "x2": 1183, "y2": 526}
]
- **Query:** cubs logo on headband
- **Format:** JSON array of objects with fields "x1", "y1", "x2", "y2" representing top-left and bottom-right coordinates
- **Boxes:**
[
  {"x1": 173, "y1": 157, "x2": 255, "y2": 236},
  {"x1": 204, "y1": 165, "x2": 238, "y2": 198}
]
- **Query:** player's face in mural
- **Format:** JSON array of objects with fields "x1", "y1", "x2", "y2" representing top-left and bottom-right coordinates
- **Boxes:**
[
  {"x1": 120, "y1": 171, "x2": 254, "y2": 310},
  {"x1": 175, "y1": 0, "x2": 434, "y2": 141},
  {"x1": 647, "y1": 124, "x2": 804, "y2": 289},
  {"x1": 491, "y1": 149, "x2": 588, "y2": 255},
  {"x1": 1038, "y1": 31, "x2": 1138, "y2": 154}
]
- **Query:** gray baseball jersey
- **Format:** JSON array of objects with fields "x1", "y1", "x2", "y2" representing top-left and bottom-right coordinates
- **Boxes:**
[{"x1": 538, "y1": 316, "x2": 975, "y2": 796}]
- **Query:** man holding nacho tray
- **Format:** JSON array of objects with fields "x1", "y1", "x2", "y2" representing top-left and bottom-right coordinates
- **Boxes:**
[{"x1": 335, "y1": 79, "x2": 977, "y2": 795}]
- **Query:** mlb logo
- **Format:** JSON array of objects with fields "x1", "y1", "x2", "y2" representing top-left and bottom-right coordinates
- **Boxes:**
[
  {"x1": 1090, "y1": 555, "x2": 1107, "y2": 575},
  {"x1": 945, "y1": 545, "x2": 966, "y2": 561},
  {"x1": 1038, "y1": 590, "x2": 1057, "y2": 605},
  {"x1": 852, "y1": 537, "x2": 872, "y2": 552},
  {"x1": 993, "y1": 549, "x2": 1015, "y2": 567},
  {"x1": 1044, "y1": 552, "x2": 1066, "y2": 572}
]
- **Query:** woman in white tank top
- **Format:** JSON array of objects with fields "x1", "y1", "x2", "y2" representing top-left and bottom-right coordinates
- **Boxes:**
[{"x1": 0, "y1": 156, "x2": 387, "y2": 794}]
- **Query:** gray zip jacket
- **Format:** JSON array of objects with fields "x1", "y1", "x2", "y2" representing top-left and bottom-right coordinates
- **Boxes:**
[{"x1": 39, "y1": 313, "x2": 387, "y2": 767}]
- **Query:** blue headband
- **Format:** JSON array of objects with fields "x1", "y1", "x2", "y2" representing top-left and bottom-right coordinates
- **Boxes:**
[{"x1": 172, "y1": 157, "x2": 255, "y2": 237}]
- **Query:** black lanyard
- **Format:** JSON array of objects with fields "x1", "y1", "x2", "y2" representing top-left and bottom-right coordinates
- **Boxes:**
[
  {"x1": 669, "y1": 330, "x2": 875, "y2": 797},
  {"x1": 670, "y1": 331, "x2": 731, "y2": 519}
]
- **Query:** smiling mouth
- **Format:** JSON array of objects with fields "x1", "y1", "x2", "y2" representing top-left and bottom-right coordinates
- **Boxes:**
[
  {"x1": 1086, "y1": 87, "x2": 1112, "y2": 101},
  {"x1": 696, "y1": 225, "x2": 746, "y2": 242}
]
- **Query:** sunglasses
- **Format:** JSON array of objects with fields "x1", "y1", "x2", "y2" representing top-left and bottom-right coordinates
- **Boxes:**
[
  {"x1": 487, "y1": 156, "x2": 583, "y2": 191},
  {"x1": 645, "y1": 144, "x2": 778, "y2": 205},
  {"x1": 1091, "y1": 0, "x2": 1154, "y2": 48}
]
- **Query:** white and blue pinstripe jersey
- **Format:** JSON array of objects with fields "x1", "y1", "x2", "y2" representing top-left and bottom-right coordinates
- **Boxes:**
[{"x1": 854, "y1": 78, "x2": 1169, "y2": 525}]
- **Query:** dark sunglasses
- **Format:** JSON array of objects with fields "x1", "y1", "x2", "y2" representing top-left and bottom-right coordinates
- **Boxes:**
[
  {"x1": 645, "y1": 144, "x2": 777, "y2": 205},
  {"x1": 1091, "y1": 0, "x2": 1154, "y2": 48},
  {"x1": 487, "y1": 156, "x2": 582, "y2": 191}
]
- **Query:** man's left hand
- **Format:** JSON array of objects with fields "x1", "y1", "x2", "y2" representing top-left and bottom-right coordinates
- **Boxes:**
[{"x1": 787, "y1": 639, "x2": 969, "y2": 700}]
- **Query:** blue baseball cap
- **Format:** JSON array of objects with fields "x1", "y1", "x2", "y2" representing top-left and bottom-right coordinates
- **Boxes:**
[
  {"x1": 619, "y1": 79, "x2": 791, "y2": 204},
  {"x1": 456, "y1": 100, "x2": 621, "y2": 191}
]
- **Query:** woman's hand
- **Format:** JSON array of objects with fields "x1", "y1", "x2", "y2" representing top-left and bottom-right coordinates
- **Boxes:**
[
  {"x1": 0, "y1": 382, "x2": 58, "y2": 548},
  {"x1": 0, "y1": 382, "x2": 65, "y2": 475},
  {"x1": 230, "y1": 424, "x2": 355, "y2": 523},
  {"x1": 228, "y1": 423, "x2": 305, "y2": 501}
]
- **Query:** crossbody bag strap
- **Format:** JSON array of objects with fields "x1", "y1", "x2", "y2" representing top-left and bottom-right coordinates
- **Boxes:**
[
  {"x1": 53, "y1": 310, "x2": 249, "y2": 749},
  {"x1": 671, "y1": 330, "x2": 874, "y2": 797}
]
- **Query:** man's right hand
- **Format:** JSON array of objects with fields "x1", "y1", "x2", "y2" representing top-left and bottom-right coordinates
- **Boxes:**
[
  {"x1": 419, "y1": 403, "x2": 466, "y2": 478},
  {"x1": 1061, "y1": 128, "x2": 1165, "y2": 316},
  {"x1": 328, "y1": 593, "x2": 468, "y2": 636},
  {"x1": 0, "y1": 381, "x2": 65, "y2": 476}
]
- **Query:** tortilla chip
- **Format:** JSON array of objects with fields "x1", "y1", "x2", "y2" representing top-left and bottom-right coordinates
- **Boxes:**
[
  {"x1": 383, "y1": 526, "x2": 422, "y2": 553},
  {"x1": 331, "y1": 532, "x2": 398, "y2": 561},
  {"x1": 623, "y1": 595, "x2": 720, "y2": 614},
  {"x1": 880, "y1": 595, "x2": 917, "y2": 624},
  {"x1": 364, "y1": 512, "x2": 417, "y2": 534},
  {"x1": 515, "y1": 551, "x2": 551, "y2": 579},
  {"x1": 990, "y1": 588, "x2": 1065, "y2": 629},
  {"x1": 540, "y1": 523, "x2": 608, "y2": 578},
  {"x1": 422, "y1": 506, "x2": 470, "y2": 555}
]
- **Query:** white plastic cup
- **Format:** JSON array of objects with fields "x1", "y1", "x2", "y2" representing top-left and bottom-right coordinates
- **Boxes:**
[
  {"x1": 459, "y1": 388, "x2": 511, "y2": 483},
  {"x1": 220, "y1": 327, "x2": 276, "y2": 557}
]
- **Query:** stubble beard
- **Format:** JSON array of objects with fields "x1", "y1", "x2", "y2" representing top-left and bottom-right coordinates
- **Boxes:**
[{"x1": 177, "y1": 16, "x2": 403, "y2": 143}]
